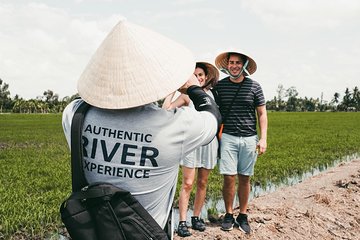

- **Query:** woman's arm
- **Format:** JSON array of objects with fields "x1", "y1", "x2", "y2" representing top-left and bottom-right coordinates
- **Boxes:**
[{"x1": 162, "y1": 92, "x2": 190, "y2": 110}]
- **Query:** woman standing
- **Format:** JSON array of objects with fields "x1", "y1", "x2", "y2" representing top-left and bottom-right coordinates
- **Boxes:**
[{"x1": 163, "y1": 62, "x2": 219, "y2": 237}]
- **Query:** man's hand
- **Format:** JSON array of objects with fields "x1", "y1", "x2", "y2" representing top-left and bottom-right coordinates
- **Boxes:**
[
  {"x1": 256, "y1": 138, "x2": 267, "y2": 155},
  {"x1": 178, "y1": 74, "x2": 200, "y2": 94}
]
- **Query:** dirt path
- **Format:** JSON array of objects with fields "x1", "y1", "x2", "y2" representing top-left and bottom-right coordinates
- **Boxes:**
[{"x1": 174, "y1": 159, "x2": 360, "y2": 240}]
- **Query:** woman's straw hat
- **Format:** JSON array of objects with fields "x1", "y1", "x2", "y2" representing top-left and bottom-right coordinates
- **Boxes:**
[
  {"x1": 197, "y1": 62, "x2": 219, "y2": 90},
  {"x1": 77, "y1": 19, "x2": 195, "y2": 109},
  {"x1": 215, "y1": 51, "x2": 257, "y2": 75}
]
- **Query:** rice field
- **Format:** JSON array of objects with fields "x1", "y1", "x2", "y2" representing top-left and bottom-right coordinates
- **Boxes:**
[{"x1": 0, "y1": 112, "x2": 359, "y2": 239}]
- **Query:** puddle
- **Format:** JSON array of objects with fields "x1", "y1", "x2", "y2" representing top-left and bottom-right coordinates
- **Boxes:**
[{"x1": 46, "y1": 234, "x2": 69, "y2": 240}]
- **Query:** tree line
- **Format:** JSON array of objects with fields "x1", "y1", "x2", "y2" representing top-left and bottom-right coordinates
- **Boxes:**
[
  {"x1": 0, "y1": 79, "x2": 359, "y2": 113},
  {"x1": 266, "y1": 84, "x2": 360, "y2": 112},
  {"x1": 0, "y1": 78, "x2": 79, "y2": 113}
]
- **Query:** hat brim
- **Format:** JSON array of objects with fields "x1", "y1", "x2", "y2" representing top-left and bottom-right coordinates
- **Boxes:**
[
  {"x1": 215, "y1": 51, "x2": 257, "y2": 75},
  {"x1": 77, "y1": 20, "x2": 195, "y2": 109}
]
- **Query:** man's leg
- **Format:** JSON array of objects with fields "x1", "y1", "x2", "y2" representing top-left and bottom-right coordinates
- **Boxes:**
[
  {"x1": 235, "y1": 175, "x2": 252, "y2": 234},
  {"x1": 221, "y1": 174, "x2": 236, "y2": 231},
  {"x1": 237, "y1": 174, "x2": 250, "y2": 214},
  {"x1": 219, "y1": 133, "x2": 238, "y2": 231},
  {"x1": 235, "y1": 135, "x2": 258, "y2": 234},
  {"x1": 223, "y1": 174, "x2": 236, "y2": 213}
]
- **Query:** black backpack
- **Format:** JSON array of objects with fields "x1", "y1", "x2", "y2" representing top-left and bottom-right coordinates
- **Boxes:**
[{"x1": 60, "y1": 101, "x2": 170, "y2": 240}]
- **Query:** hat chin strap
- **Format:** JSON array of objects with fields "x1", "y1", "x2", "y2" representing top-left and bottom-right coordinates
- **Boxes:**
[{"x1": 226, "y1": 59, "x2": 249, "y2": 80}]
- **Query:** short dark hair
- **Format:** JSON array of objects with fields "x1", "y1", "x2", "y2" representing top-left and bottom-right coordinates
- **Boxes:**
[{"x1": 227, "y1": 52, "x2": 247, "y2": 64}]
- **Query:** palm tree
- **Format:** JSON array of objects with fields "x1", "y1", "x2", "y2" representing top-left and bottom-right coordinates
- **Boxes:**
[
  {"x1": 276, "y1": 84, "x2": 285, "y2": 111},
  {"x1": 352, "y1": 87, "x2": 360, "y2": 111},
  {"x1": 330, "y1": 92, "x2": 340, "y2": 111},
  {"x1": 303, "y1": 97, "x2": 316, "y2": 111},
  {"x1": 12, "y1": 99, "x2": 25, "y2": 113},
  {"x1": 342, "y1": 88, "x2": 352, "y2": 111},
  {"x1": 285, "y1": 86, "x2": 299, "y2": 111},
  {"x1": 0, "y1": 78, "x2": 11, "y2": 113},
  {"x1": 333, "y1": 92, "x2": 340, "y2": 104},
  {"x1": 27, "y1": 100, "x2": 36, "y2": 113}
]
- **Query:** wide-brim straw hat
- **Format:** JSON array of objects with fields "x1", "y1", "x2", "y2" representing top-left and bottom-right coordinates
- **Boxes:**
[
  {"x1": 197, "y1": 62, "x2": 219, "y2": 89},
  {"x1": 77, "y1": 19, "x2": 195, "y2": 109},
  {"x1": 215, "y1": 51, "x2": 257, "y2": 75}
]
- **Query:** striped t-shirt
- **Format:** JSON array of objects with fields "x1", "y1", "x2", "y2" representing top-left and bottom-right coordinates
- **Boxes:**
[{"x1": 212, "y1": 77, "x2": 265, "y2": 137}]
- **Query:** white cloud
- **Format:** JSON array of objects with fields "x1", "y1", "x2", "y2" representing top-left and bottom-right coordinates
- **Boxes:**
[
  {"x1": 0, "y1": 0, "x2": 359, "y2": 102},
  {"x1": 0, "y1": 2, "x2": 121, "y2": 99},
  {"x1": 74, "y1": 0, "x2": 121, "y2": 3},
  {"x1": 172, "y1": 0, "x2": 207, "y2": 5},
  {"x1": 242, "y1": 0, "x2": 360, "y2": 29}
]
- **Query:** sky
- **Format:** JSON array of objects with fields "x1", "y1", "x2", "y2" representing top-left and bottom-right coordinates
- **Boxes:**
[{"x1": 1, "y1": 0, "x2": 359, "y2": 102}]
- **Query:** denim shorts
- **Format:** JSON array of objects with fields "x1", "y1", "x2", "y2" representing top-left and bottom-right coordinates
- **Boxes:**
[{"x1": 218, "y1": 133, "x2": 258, "y2": 176}]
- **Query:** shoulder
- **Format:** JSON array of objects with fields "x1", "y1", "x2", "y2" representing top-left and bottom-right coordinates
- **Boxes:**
[
  {"x1": 62, "y1": 98, "x2": 84, "y2": 114},
  {"x1": 245, "y1": 77, "x2": 261, "y2": 86},
  {"x1": 216, "y1": 77, "x2": 230, "y2": 86},
  {"x1": 62, "y1": 99, "x2": 85, "y2": 145},
  {"x1": 244, "y1": 77, "x2": 263, "y2": 92}
]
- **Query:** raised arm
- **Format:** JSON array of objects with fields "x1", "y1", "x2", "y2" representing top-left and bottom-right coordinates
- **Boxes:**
[
  {"x1": 179, "y1": 74, "x2": 221, "y2": 127},
  {"x1": 162, "y1": 92, "x2": 190, "y2": 110}
]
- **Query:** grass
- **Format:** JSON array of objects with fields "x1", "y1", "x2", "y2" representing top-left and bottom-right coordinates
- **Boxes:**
[
  {"x1": 0, "y1": 114, "x2": 70, "y2": 239},
  {"x1": 0, "y1": 112, "x2": 360, "y2": 239},
  {"x1": 253, "y1": 112, "x2": 360, "y2": 187}
]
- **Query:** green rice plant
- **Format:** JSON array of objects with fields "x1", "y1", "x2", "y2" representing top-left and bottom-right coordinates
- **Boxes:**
[
  {"x1": 0, "y1": 112, "x2": 359, "y2": 238},
  {"x1": 176, "y1": 112, "x2": 360, "y2": 208},
  {"x1": 0, "y1": 114, "x2": 71, "y2": 239},
  {"x1": 253, "y1": 112, "x2": 360, "y2": 188}
]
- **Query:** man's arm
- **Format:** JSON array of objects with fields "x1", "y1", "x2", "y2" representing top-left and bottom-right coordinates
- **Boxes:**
[
  {"x1": 187, "y1": 86, "x2": 221, "y2": 127},
  {"x1": 256, "y1": 105, "x2": 268, "y2": 155}
]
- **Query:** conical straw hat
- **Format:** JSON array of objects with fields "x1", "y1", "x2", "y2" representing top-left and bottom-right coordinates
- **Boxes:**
[
  {"x1": 215, "y1": 51, "x2": 257, "y2": 75},
  {"x1": 77, "y1": 19, "x2": 195, "y2": 109}
]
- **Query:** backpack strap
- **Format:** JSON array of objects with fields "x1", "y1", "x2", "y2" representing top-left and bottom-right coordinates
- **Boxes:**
[
  {"x1": 69, "y1": 100, "x2": 171, "y2": 239},
  {"x1": 222, "y1": 78, "x2": 244, "y2": 123},
  {"x1": 70, "y1": 100, "x2": 91, "y2": 192}
]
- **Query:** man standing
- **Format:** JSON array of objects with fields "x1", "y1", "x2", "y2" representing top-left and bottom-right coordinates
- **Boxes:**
[{"x1": 212, "y1": 51, "x2": 267, "y2": 234}]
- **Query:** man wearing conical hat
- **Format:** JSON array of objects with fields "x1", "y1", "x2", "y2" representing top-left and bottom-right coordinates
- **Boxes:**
[
  {"x1": 62, "y1": 19, "x2": 221, "y2": 239},
  {"x1": 212, "y1": 51, "x2": 268, "y2": 234}
]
